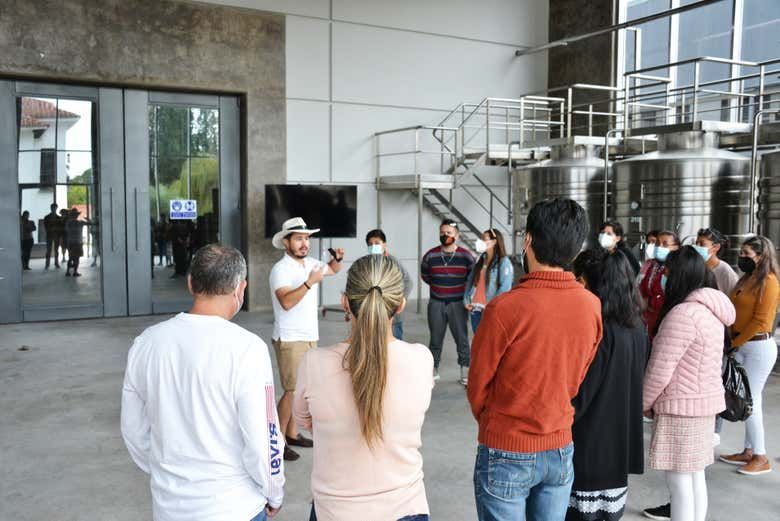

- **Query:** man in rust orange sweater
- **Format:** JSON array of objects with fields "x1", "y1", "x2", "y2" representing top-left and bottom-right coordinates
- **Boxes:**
[{"x1": 468, "y1": 198, "x2": 603, "y2": 521}]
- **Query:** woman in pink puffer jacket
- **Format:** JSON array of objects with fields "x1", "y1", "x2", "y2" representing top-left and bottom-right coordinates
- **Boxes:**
[{"x1": 643, "y1": 246, "x2": 736, "y2": 521}]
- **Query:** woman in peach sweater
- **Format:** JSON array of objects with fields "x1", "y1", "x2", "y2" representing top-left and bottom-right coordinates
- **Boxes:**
[
  {"x1": 720, "y1": 235, "x2": 780, "y2": 476},
  {"x1": 294, "y1": 254, "x2": 434, "y2": 521}
]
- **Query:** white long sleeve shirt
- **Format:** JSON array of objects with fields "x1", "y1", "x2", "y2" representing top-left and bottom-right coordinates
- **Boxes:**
[{"x1": 121, "y1": 313, "x2": 285, "y2": 521}]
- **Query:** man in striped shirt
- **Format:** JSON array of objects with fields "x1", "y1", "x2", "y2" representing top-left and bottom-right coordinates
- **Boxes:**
[{"x1": 421, "y1": 219, "x2": 476, "y2": 385}]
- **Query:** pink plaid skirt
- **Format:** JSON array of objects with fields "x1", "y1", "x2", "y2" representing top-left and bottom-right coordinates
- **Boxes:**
[{"x1": 649, "y1": 414, "x2": 715, "y2": 472}]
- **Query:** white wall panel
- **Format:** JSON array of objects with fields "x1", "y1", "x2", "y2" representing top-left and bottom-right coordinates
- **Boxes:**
[
  {"x1": 200, "y1": 0, "x2": 330, "y2": 18},
  {"x1": 286, "y1": 16, "x2": 330, "y2": 100},
  {"x1": 332, "y1": 103, "x2": 449, "y2": 183},
  {"x1": 333, "y1": 0, "x2": 548, "y2": 47},
  {"x1": 286, "y1": 99, "x2": 330, "y2": 182},
  {"x1": 333, "y1": 22, "x2": 548, "y2": 110}
]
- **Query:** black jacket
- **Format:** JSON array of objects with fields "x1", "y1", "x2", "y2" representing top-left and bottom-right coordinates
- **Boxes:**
[
  {"x1": 571, "y1": 319, "x2": 648, "y2": 491},
  {"x1": 617, "y1": 241, "x2": 642, "y2": 276}
]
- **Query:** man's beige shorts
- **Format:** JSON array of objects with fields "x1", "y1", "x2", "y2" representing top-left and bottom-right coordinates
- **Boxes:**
[{"x1": 272, "y1": 339, "x2": 316, "y2": 392}]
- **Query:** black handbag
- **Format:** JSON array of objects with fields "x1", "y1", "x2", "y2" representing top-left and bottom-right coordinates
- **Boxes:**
[{"x1": 719, "y1": 349, "x2": 753, "y2": 422}]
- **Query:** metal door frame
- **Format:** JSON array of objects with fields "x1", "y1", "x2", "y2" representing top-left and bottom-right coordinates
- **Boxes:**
[
  {"x1": 0, "y1": 83, "x2": 242, "y2": 323},
  {"x1": 130, "y1": 91, "x2": 242, "y2": 315},
  {"x1": 0, "y1": 81, "x2": 129, "y2": 322}
]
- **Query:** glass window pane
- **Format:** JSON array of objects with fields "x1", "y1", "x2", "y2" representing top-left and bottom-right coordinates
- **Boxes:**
[
  {"x1": 741, "y1": 0, "x2": 780, "y2": 96},
  {"x1": 154, "y1": 106, "x2": 189, "y2": 157},
  {"x1": 149, "y1": 102, "x2": 220, "y2": 305},
  {"x1": 190, "y1": 108, "x2": 219, "y2": 157},
  {"x1": 741, "y1": 0, "x2": 780, "y2": 62},
  {"x1": 56, "y1": 99, "x2": 93, "y2": 152},
  {"x1": 677, "y1": 0, "x2": 734, "y2": 86},
  {"x1": 626, "y1": 0, "x2": 671, "y2": 72},
  {"x1": 18, "y1": 97, "x2": 59, "y2": 151},
  {"x1": 17, "y1": 96, "x2": 102, "y2": 310},
  {"x1": 62, "y1": 151, "x2": 95, "y2": 184}
]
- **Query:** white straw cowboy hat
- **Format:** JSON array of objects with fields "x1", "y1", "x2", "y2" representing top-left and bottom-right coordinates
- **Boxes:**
[{"x1": 272, "y1": 217, "x2": 320, "y2": 250}]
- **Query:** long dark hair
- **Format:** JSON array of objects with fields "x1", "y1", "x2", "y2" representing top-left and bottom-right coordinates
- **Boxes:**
[
  {"x1": 472, "y1": 229, "x2": 507, "y2": 289},
  {"x1": 735, "y1": 235, "x2": 780, "y2": 296},
  {"x1": 653, "y1": 245, "x2": 717, "y2": 337},
  {"x1": 574, "y1": 248, "x2": 642, "y2": 328}
]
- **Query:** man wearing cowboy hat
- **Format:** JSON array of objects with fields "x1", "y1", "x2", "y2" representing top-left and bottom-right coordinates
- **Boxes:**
[{"x1": 269, "y1": 217, "x2": 344, "y2": 461}]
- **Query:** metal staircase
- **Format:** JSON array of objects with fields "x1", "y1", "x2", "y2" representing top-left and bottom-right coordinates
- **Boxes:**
[{"x1": 373, "y1": 97, "x2": 552, "y2": 251}]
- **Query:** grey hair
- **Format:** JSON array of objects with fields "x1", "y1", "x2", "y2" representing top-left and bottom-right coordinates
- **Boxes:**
[{"x1": 188, "y1": 244, "x2": 247, "y2": 295}]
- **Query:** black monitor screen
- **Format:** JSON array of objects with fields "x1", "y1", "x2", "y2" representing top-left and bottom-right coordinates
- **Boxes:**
[{"x1": 265, "y1": 184, "x2": 358, "y2": 239}]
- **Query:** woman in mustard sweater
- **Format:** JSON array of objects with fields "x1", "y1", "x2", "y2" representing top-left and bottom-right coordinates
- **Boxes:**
[{"x1": 720, "y1": 235, "x2": 780, "y2": 476}]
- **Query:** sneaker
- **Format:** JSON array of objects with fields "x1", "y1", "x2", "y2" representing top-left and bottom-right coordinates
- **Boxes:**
[
  {"x1": 459, "y1": 366, "x2": 469, "y2": 386},
  {"x1": 283, "y1": 446, "x2": 300, "y2": 461},
  {"x1": 433, "y1": 369, "x2": 440, "y2": 382},
  {"x1": 642, "y1": 503, "x2": 670, "y2": 520},
  {"x1": 720, "y1": 452, "x2": 752, "y2": 466},
  {"x1": 737, "y1": 457, "x2": 772, "y2": 476}
]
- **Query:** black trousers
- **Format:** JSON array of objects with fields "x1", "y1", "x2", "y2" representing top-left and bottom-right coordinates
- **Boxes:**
[
  {"x1": 45, "y1": 235, "x2": 61, "y2": 267},
  {"x1": 21, "y1": 238, "x2": 34, "y2": 268}
]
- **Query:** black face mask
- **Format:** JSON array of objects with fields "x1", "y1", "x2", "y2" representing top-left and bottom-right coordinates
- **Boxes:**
[
  {"x1": 440, "y1": 235, "x2": 455, "y2": 246},
  {"x1": 522, "y1": 253, "x2": 529, "y2": 274},
  {"x1": 738, "y1": 256, "x2": 756, "y2": 274}
]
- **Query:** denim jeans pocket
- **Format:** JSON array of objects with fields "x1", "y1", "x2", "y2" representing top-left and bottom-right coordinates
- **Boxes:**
[
  {"x1": 557, "y1": 442, "x2": 575, "y2": 486},
  {"x1": 486, "y1": 447, "x2": 536, "y2": 500}
]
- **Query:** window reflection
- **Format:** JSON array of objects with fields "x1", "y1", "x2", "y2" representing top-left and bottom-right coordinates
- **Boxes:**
[
  {"x1": 149, "y1": 105, "x2": 219, "y2": 306},
  {"x1": 17, "y1": 97, "x2": 101, "y2": 309}
]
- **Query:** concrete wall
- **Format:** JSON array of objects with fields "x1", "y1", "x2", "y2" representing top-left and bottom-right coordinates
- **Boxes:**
[
  {"x1": 548, "y1": 0, "x2": 616, "y2": 136},
  {"x1": 0, "y1": 0, "x2": 549, "y2": 312},
  {"x1": 0, "y1": 0, "x2": 285, "y2": 310},
  {"x1": 205, "y1": 0, "x2": 549, "y2": 306}
]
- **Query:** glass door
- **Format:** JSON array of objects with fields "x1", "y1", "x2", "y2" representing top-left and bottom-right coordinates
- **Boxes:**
[
  {"x1": 125, "y1": 91, "x2": 241, "y2": 315},
  {"x1": 0, "y1": 82, "x2": 126, "y2": 322},
  {"x1": 0, "y1": 83, "x2": 240, "y2": 323}
]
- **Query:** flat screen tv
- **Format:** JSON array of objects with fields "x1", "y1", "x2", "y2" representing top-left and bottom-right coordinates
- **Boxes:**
[{"x1": 265, "y1": 184, "x2": 357, "y2": 239}]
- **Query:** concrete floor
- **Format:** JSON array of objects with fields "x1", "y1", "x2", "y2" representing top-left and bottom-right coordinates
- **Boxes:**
[
  {"x1": 1, "y1": 309, "x2": 779, "y2": 521},
  {"x1": 20, "y1": 257, "x2": 193, "y2": 312}
]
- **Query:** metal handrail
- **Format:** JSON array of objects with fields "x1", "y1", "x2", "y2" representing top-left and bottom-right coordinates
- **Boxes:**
[
  {"x1": 375, "y1": 124, "x2": 458, "y2": 137},
  {"x1": 750, "y1": 109, "x2": 780, "y2": 233},
  {"x1": 473, "y1": 174, "x2": 510, "y2": 211},
  {"x1": 460, "y1": 185, "x2": 512, "y2": 235},
  {"x1": 626, "y1": 56, "x2": 763, "y2": 77}
]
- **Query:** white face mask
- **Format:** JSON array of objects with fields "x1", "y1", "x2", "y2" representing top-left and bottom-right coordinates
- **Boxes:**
[
  {"x1": 644, "y1": 243, "x2": 656, "y2": 260},
  {"x1": 598, "y1": 233, "x2": 616, "y2": 249},
  {"x1": 368, "y1": 244, "x2": 384, "y2": 255},
  {"x1": 475, "y1": 239, "x2": 487, "y2": 253}
]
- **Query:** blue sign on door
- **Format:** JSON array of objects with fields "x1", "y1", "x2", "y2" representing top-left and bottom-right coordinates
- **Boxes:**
[{"x1": 170, "y1": 199, "x2": 197, "y2": 219}]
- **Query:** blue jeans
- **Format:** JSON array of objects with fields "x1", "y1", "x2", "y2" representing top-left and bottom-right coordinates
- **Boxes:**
[
  {"x1": 393, "y1": 319, "x2": 404, "y2": 340},
  {"x1": 474, "y1": 443, "x2": 574, "y2": 521},
  {"x1": 250, "y1": 509, "x2": 267, "y2": 521},
  {"x1": 309, "y1": 505, "x2": 427, "y2": 521},
  {"x1": 470, "y1": 310, "x2": 483, "y2": 333}
]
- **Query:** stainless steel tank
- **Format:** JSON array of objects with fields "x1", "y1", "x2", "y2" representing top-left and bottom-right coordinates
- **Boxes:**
[
  {"x1": 614, "y1": 131, "x2": 750, "y2": 264},
  {"x1": 759, "y1": 150, "x2": 780, "y2": 247},
  {"x1": 512, "y1": 143, "x2": 610, "y2": 244}
]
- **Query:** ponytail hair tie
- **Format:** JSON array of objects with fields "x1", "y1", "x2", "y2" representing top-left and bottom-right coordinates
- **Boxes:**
[{"x1": 369, "y1": 285, "x2": 383, "y2": 295}]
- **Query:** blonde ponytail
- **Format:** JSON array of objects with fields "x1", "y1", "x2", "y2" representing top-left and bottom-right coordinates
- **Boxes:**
[{"x1": 344, "y1": 255, "x2": 405, "y2": 447}]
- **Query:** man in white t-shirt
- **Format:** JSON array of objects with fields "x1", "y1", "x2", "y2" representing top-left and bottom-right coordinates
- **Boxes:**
[
  {"x1": 269, "y1": 217, "x2": 344, "y2": 461},
  {"x1": 121, "y1": 244, "x2": 284, "y2": 521}
]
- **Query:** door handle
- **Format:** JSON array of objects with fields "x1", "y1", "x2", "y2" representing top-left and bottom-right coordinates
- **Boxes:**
[
  {"x1": 109, "y1": 187, "x2": 115, "y2": 252},
  {"x1": 134, "y1": 187, "x2": 139, "y2": 252}
]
